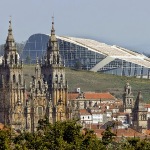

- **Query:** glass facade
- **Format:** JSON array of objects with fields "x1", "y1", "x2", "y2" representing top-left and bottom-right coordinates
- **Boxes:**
[
  {"x1": 22, "y1": 34, "x2": 49, "y2": 63},
  {"x1": 22, "y1": 34, "x2": 150, "y2": 77}
]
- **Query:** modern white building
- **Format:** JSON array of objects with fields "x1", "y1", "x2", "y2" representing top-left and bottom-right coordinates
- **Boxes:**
[{"x1": 23, "y1": 34, "x2": 150, "y2": 77}]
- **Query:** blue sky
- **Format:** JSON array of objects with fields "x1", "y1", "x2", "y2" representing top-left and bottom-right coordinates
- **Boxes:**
[{"x1": 0, "y1": 0, "x2": 150, "y2": 53}]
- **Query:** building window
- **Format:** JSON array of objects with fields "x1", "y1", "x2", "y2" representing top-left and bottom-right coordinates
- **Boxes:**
[
  {"x1": 19, "y1": 74, "x2": 21, "y2": 84},
  {"x1": 55, "y1": 74, "x2": 58, "y2": 83},
  {"x1": 128, "y1": 89, "x2": 130, "y2": 94},
  {"x1": 60, "y1": 74, "x2": 63, "y2": 82},
  {"x1": 38, "y1": 81, "x2": 41, "y2": 90},
  {"x1": 141, "y1": 114, "x2": 147, "y2": 120},
  {"x1": 38, "y1": 106, "x2": 43, "y2": 116},
  {"x1": 130, "y1": 99, "x2": 132, "y2": 104},
  {"x1": 13, "y1": 74, "x2": 16, "y2": 83},
  {"x1": 141, "y1": 114, "x2": 146, "y2": 120}
]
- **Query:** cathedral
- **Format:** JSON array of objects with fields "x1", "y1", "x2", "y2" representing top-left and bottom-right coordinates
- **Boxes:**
[
  {"x1": 0, "y1": 20, "x2": 68, "y2": 132},
  {"x1": 123, "y1": 83, "x2": 148, "y2": 132}
]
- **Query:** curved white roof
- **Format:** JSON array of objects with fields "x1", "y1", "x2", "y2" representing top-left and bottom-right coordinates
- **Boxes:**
[{"x1": 56, "y1": 36, "x2": 150, "y2": 68}]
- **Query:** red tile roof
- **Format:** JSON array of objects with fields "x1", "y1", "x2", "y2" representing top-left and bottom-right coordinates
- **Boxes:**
[
  {"x1": 145, "y1": 104, "x2": 150, "y2": 108},
  {"x1": 68, "y1": 92, "x2": 116, "y2": 100},
  {"x1": 79, "y1": 109, "x2": 91, "y2": 115},
  {"x1": 94, "y1": 128, "x2": 145, "y2": 139},
  {"x1": 145, "y1": 130, "x2": 150, "y2": 135},
  {"x1": 117, "y1": 112, "x2": 129, "y2": 115}
]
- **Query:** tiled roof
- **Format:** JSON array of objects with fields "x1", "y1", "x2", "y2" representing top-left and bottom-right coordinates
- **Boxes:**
[
  {"x1": 145, "y1": 104, "x2": 150, "y2": 108},
  {"x1": 112, "y1": 128, "x2": 144, "y2": 137},
  {"x1": 94, "y1": 128, "x2": 145, "y2": 138},
  {"x1": 79, "y1": 109, "x2": 91, "y2": 115},
  {"x1": 145, "y1": 130, "x2": 150, "y2": 135},
  {"x1": 86, "y1": 124, "x2": 102, "y2": 129},
  {"x1": 68, "y1": 92, "x2": 116, "y2": 100}
]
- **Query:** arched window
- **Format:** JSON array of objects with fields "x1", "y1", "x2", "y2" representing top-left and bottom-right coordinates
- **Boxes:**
[
  {"x1": 143, "y1": 114, "x2": 147, "y2": 120},
  {"x1": 15, "y1": 54, "x2": 17, "y2": 64},
  {"x1": 141, "y1": 114, "x2": 146, "y2": 120},
  {"x1": 60, "y1": 74, "x2": 63, "y2": 82},
  {"x1": 13, "y1": 74, "x2": 16, "y2": 83},
  {"x1": 19, "y1": 74, "x2": 21, "y2": 84},
  {"x1": 128, "y1": 89, "x2": 130, "y2": 94},
  {"x1": 38, "y1": 106, "x2": 43, "y2": 116},
  {"x1": 55, "y1": 74, "x2": 58, "y2": 83},
  {"x1": 130, "y1": 99, "x2": 132, "y2": 104},
  {"x1": 38, "y1": 81, "x2": 41, "y2": 90},
  {"x1": 127, "y1": 99, "x2": 129, "y2": 104}
]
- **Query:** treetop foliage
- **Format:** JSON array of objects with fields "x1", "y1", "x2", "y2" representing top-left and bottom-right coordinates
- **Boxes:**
[{"x1": 0, "y1": 119, "x2": 150, "y2": 150}]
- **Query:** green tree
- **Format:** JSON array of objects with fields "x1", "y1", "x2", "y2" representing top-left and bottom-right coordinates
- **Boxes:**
[
  {"x1": 81, "y1": 129, "x2": 105, "y2": 150},
  {"x1": 14, "y1": 131, "x2": 44, "y2": 149},
  {"x1": 101, "y1": 125, "x2": 116, "y2": 145},
  {"x1": 37, "y1": 117, "x2": 51, "y2": 133},
  {"x1": 74, "y1": 61, "x2": 82, "y2": 70},
  {"x1": 0, "y1": 129, "x2": 11, "y2": 150},
  {"x1": 42, "y1": 120, "x2": 83, "y2": 150},
  {"x1": 127, "y1": 137, "x2": 140, "y2": 148}
]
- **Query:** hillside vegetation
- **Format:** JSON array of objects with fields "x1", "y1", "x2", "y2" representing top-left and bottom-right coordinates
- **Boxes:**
[{"x1": 23, "y1": 65, "x2": 150, "y2": 102}]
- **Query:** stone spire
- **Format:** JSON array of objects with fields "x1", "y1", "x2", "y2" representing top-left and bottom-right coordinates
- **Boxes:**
[
  {"x1": 134, "y1": 91, "x2": 144, "y2": 110},
  {"x1": 3, "y1": 19, "x2": 19, "y2": 66},
  {"x1": 51, "y1": 16, "x2": 57, "y2": 42},
  {"x1": 35, "y1": 57, "x2": 41, "y2": 79},
  {"x1": 46, "y1": 17, "x2": 61, "y2": 65},
  {"x1": 41, "y1": 18, "x2": 68, "y2": 123},
  {"x1": 5, "y1": 19, "x2": 16, "y2": 51}
]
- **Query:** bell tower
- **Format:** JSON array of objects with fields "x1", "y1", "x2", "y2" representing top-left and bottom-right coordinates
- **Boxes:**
[
  {"x1": 0, "y1": 20, "x2": 26, "y2": 131},
  {"x1": 132, "y1": 91, "x2": 147, "y2": 132},
  {"x1": 41, "y1": 18, "x2": 68, "y2": 122},
  {"x1": 123, "y1": 82, "x2": 134, "y2": 113}
]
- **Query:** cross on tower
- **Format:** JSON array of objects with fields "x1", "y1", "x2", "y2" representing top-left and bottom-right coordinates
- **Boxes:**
[{"x1": 52, "y1": 16, "x2": 54, "y2": 23}]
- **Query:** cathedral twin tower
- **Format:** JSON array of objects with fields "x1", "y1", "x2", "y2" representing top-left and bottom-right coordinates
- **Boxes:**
[{"x1": 0, "y1": 20, "x2": 68, "y2": 132}]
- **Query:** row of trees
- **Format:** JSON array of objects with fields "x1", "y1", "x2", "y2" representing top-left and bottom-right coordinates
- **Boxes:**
[{"x1": 0, "y1": 119, "x2": 150, "y2": 149}]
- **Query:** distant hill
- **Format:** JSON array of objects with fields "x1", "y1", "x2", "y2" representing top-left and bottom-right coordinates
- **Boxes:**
[{"x1": 23, "y1": 65, "x2": 150, "y2": 102}]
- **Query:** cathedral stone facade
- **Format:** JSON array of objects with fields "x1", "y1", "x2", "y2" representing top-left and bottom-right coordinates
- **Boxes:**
[
  {"x1": 0, "y1": 20, "x2": 68, "y2": 132},
  {"x1": 123, "y1": 83, "x2": 148, "y2": 132},
  {"x1": 41, "y1": 20, "x2": 68, "y2": 123},
  {"x1": 0, "y1": 20, "x2": 26, "y2": 131}
]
